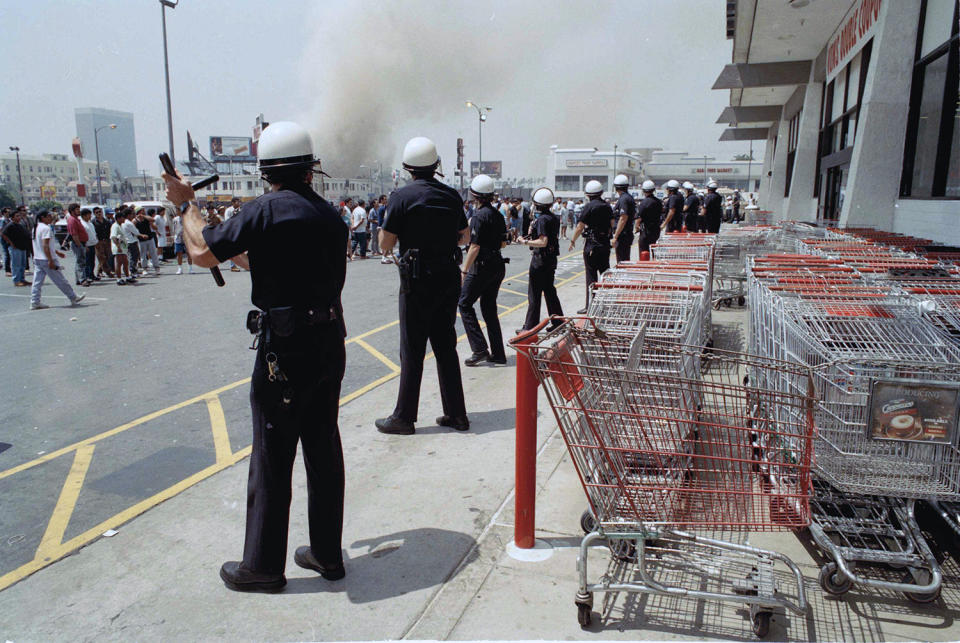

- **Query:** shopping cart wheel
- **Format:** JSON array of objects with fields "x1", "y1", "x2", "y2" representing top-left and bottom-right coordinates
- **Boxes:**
[
  {"x1": 751, "y1": 611, "x2": 771, "y2": 638},
  {"x1": 580, "y1": 509, "x2": 598, "y2": 534},
  {"x1": 577, "y1": 602, "x2": 592, "y2": 626},
  {"x1": 902, "y1": 569, "x2": 941, "y2": 603},
  {"x1": 818, "y1": 562, "x2": 852, "y2": 596},
  {"x1": 738, "y1": 296, "x2": 746, "y2": 306}
]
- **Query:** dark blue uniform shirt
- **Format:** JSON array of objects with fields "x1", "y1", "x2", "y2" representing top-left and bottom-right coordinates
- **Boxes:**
[{"x1": 382, "y1": 178, "x2": 466, "y2": 259}]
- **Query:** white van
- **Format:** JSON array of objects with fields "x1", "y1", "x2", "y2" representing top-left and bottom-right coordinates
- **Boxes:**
[{"x1": 122, "y1": 200, "x2": 176, "y2": 219}]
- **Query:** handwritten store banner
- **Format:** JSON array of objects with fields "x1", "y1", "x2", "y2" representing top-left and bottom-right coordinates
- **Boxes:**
[{"x1": 827, "y1": 0, "x2": 883, "y2": 81}]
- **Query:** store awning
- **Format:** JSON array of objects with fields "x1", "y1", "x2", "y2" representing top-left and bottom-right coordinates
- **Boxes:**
[
  {"x1": 719, "y1": 128, "x2": 770, "y2": 142},
  {"x1": 712, "y1": 61, "x2": 812, "y2": 90},
  {"x1": 716, "y1": 105, "x2": 782, "y2": 125}
]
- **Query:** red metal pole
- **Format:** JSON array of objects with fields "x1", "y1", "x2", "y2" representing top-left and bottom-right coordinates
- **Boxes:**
[{"x1": 514, "y1": 339, "x2": 538, "y2": 548}]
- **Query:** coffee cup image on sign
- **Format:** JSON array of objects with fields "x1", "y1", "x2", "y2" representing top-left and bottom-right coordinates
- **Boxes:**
[{"x1": 869, "y1": 381, "x2": 960, "y2": 443}]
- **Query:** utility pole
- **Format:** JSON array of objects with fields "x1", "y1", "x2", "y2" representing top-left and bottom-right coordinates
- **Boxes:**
[
  {"x1": 160, "y1": 0, "x2": 178, "y2": 162},
  {"x1": 8, "y1": 146, "x2": 23, "y2": 206},
  {"x1": 142, "y1": 170, "x2": 150, "y2": 199}
]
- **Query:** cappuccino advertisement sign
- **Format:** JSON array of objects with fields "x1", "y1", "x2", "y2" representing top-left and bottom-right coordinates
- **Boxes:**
[{"x1": 867, "y1": 379, "x2": 960, "y2": 444}]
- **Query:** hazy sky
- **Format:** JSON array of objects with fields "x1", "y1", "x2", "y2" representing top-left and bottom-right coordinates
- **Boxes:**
[{"x1": 0, "y1": 0, "x2": 745, "y2": 179}]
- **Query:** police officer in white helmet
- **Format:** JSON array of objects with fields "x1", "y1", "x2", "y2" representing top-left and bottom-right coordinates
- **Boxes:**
[
  {"x1": 569, "y1": 179, "x2": 614, "y2": 313},
  {"x1": 701, "y1": 180, "x2": 723, "y2": 233},
  {"x1": 517, "y1": 186, "x2": 564, "y2": 333},
  {"x1": 611, "y1": 174, "x2": 635, "y2": 263},
  {"x1": 458, "y1": 174, "x2": 508, "y2": 367},
  {"x1": 662, "y1": 179, "x2": 684, "y2": 232},
  {"x1": 681, "y1": 181, "x2": 701, "y2": 233},
  {"x1": 376, "y1": 137, "x2": 470, "y2": 434},
  {"x1": 634, "y1": 179, "x2": 663, "y2": 253},
  {"x1": 163, "y1": 120, "x2": 349, "y2": 591}
]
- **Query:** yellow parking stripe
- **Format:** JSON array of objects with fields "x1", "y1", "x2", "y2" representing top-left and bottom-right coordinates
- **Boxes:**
[
  {"x1": 355, "y1": 338, "x2": 401, "y2": 373},
  {"x1": 35, "y1": 444, "x2": 95, "y2": 561},
  {"x1": 206, "y1": 396, "x2": 232, "y2": 465},
  {"x1": 499, "y1": 286, "x2": 527, "y2": 297},
  {"x1": 0, "y1": 378, "x2": 250, "y2": 481}
]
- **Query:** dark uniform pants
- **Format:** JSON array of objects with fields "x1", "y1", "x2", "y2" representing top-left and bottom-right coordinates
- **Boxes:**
[
  {"x1": 244, "y1": 324, "x2": 346, "y2": 575},
  {"x1": 705, "y1": 216, "x2": 721, "y2": 234},
  {"x1": 638, "y1": 226, "x2": 660, "y2": 253},
  {"x1": 684, "y1": 213, "x2": 700, "y2": 233},
  {"x1": 459, "y1": 259, "x2": 506, "y2": 360},
  {"x1": 523, "y1": 257, "x2": 563, "y2": 330},
  {"x1": 615, "y1": 233, "x2": 633, "y2": 264},
  {"x1": 395, "y1": 267, "x2": 467, "y2": 422},
  {"x1": 582, "y1": 240, "x2": 610, "y2": 309},
  {"x1": 666, "y1": 216, "x2": 683, "y2": 233}
]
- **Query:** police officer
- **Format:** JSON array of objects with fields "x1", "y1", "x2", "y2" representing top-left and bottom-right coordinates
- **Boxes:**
[
  {"x1": 701, "y1": 180, "x2": 724, "y2": 233},
  {"x1": 682, "y1": 181, "x2": 701, "y2": 233},
  {"x1": 634, "y1": 179, "x2": 663, "y2": 253},
  {"x1": 517, "y1": 186, "x2": 563, "y2": 332},
  {"x1": 163, "y1": 121, "x2": 349, "y2": 592},
  {"x1": 376, "y1": 136, "x2": 470, "y2": 435},
  {"x1": 569, "y1": 179, "x2": 613, "y2": 314},
  {"x1": 459, "y1": 174, "x2": 507, "y2": 367},
  {"x1": 611, "y1": 174, "x2": 635, "y2": 263},
  {"x1": 661, "y1": 179, "x2": 684, "y2": 232}
]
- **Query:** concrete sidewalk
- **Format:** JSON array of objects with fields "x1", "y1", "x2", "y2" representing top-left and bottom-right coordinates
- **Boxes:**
[{"x1": 2, "y1": 282, "x2": 960, "y2": 641}]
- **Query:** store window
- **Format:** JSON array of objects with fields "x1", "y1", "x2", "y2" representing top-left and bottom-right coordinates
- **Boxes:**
[
  {"x1": 555, "y1": 175, "x2": 580, "y2": 192},
  {"x1": 901, "y1": 0, "x2": 960, "y2": 198},
  {"x1": 583, "y1": 175, "x2": 608, "y2": 191}
]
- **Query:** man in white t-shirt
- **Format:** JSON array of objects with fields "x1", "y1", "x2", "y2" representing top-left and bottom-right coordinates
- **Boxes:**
[
  {"x1": 29, "y1": 210, "x2": 84, "y2": 309},
  {"x1": 171, "y1": 213, "x2": 194, "y2": 275},
  {"x1": 223, "y1": 197, "x2": 242, "y2": 271},
  {"x1": 350, "y1": 200, "x2": 368, "y2": 259},
  {"x1": 155, "y1": 209, "x2": 169, "y2": 262}
]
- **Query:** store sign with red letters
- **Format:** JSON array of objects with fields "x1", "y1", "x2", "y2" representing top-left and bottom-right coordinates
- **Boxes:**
[{"x1": 827, "y1": 0, "x2": 883, "y2": 81}]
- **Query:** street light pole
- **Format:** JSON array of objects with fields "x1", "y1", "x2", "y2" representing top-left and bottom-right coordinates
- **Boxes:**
[
  {"x1": 8, "y1": 146, "x2": 23, "y2": 206},
  {"x1": 613, "y1": 144, "x2": 617, "y2": 187},
  {"x1": 94, "y1": 124, "x2": 117, "y2": 205},
  {"x1": 160, "y1": 0, "x2": 178, "y2": 162},
  {"x1": 465, "y1": 101, "x2": 491, "y2": 175}
]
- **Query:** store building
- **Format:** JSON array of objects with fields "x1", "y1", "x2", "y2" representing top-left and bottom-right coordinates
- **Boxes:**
[
  {"x1": 715, "y1": 0, "x2": 958, "y2": 241},
  {"x1": 643, "y1": 150, "x2": 763, "y2": 192},
  {"x1": 0, "y1": 152, "x2": 111, "y2": 205},
  {"x1": 547, "y1": 146, "x2": 644, "y2": 199}
]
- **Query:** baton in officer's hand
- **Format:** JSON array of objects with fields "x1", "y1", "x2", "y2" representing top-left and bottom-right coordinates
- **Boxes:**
[{"x1": 159, "y1": 153, "x2": 224, "y2": 287}]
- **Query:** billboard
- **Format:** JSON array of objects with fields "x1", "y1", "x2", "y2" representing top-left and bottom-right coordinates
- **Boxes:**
[
  {"x1": 470, "y1": 161, "x2": 502, "y2": 178},
  {"x1": 210, "y1": 136, "x2": 255, "y2": 162}
]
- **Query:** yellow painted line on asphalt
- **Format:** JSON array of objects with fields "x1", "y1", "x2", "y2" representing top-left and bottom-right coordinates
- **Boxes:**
[
  {"x1": 499, "y1": 286, "x2": 527, "y2": 298},
  {"x1": 355, "y1": 338, "x2": 401, "y2": 373},
  {"x1": 35, "y1": 444, "x2": 95, "y2": 561},
  {"x1": 0, "y1": 378, "x2": 251, "y2": 481},
  {"x1": 346, "y1": 318, "x2": 399, "y2": 345},
  {"x1": 206, "y1": 396, "x2": 232, "y2": 465}
]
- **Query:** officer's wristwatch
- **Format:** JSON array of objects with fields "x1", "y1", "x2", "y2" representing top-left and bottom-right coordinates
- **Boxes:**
[{"x1": 179, "y1": 200, "x2": 195, "y2": 214}]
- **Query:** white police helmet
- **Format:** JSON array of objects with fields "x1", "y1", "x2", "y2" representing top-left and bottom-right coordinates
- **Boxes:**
[
  {"x1": 666, "y1": 179, "x2": 681, "y2": 190},
  {"x1": 470, "y1": 174, "x2": 495, "y2": 197},
  {"x1": 707, "y1": 180, "x2": 718, "y2": 189},
  {"x1": 533, "y1": 187, "x2": 555, "y2": 206},
  {"x1": 613, "y1": 174, "x2": 629, "y2": 188},
  {"x1": 682, "y1": 181, "x2": 694, "y2": 190},
  {"x1": 641, "y1": 179, "x2": 656, "y2": 191},
  {"x1": 584, "y1": 180, "x2": 604, "y2": 196},
  {"x1": 257, "y1": 121, "x2": 318, "y2": 171},
  {"x1": 402, "y1": 136, "x2": 440, "y2": 171}
]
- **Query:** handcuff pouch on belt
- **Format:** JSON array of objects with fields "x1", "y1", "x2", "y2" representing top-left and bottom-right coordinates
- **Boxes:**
[{"x1": 246, "y1": 304, "x2": 339, "y2": 412}]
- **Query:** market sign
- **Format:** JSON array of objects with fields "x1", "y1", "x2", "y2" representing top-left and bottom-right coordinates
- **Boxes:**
[
  {"x1": 826, "y1": 0, "x2": 883, "y2": 81},
  {"x1": 694, "y1": 167, "x2": 738, "y2": 174},
  {"x1": 566, "y1": 159, "x2": 608, "y2": 168}
]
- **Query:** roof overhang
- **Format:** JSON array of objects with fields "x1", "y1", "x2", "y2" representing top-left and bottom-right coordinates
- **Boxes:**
[
  {"x1": 719, "y1": 128, "x2": 770, "y2": 142},
  {"x1": 716, "y1": 105, "x2": 783, "y2": 125},
  {"x1": 712, "y1": 61, "x2": 813, "y2": 90}
]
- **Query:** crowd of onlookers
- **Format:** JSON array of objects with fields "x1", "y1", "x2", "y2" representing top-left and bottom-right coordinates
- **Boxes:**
[{"x1": 0, "y1": 197, "x2": 245, "y2": 308}]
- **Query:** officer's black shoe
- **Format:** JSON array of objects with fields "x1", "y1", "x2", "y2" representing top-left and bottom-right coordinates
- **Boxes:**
[
  {"x1": 576, "y1": 307, "x2": 588, "y2": 314},
  {"x1": 294, "y1": 546, "x2": 346, "y2": 581},
  {"x1": 219, "y1": 561, "x2": 286, "y2": 593},
  {"x1": 375, "y1": 415, "x2": 415, "y2": 435},
  {"x1": 436, "y1": 415, "x2": 470, "y2": 431},
  {"x1": 487, "y1": 355, "x2": 507, "y2": 365},
  {"x1": 464, "y1": 350, "x2": 489, "y2": 366}
]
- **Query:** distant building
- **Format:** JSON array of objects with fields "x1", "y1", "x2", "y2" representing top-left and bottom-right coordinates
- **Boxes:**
[
  {"x1": 547, "y1": 146, "x2": 645, "y2": 200},
  {"x1": 75, "y1": 107, "x2": 138, "y2": 178},
  {"x1": 0, "y1": 151, "x2": 111, "y2": 206},
  {"x1": 643, "y1": 151, "x2": 763, "y2": 192}
]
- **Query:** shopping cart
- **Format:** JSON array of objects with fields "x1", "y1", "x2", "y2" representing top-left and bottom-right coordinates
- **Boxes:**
[{"x1": 514, "y1": 319, "x2": 814, "y2": 636}]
